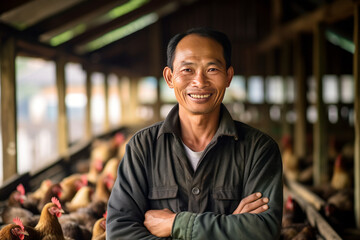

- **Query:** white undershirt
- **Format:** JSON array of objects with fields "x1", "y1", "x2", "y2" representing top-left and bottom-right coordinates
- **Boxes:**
[{"x1": 182, "y1": 143, "x2": 204, "y2": 171}]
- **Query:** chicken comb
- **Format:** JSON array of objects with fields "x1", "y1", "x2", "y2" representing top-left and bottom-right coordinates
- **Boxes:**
[
  {"x1": 51, "y1": 197, "x2": 62, "y2": 209},
  {"x1": 103, "y1": 211, "x2": 107, "y2": 219},
  {"x1": 45, "y1": 179, "x2": 53, "y2": 186},
  {"x1": 13, "y1": 217, "x2": 24, "y2": 231},
  {"x1": 16, "y1": 184, "x2": 25, "y2": 196},
  {"x1": 81, "y1": 174, "x2": 88, "y2": 185}
]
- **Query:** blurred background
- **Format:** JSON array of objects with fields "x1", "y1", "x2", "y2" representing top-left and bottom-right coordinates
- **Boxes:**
[{"x1": 0, "y1": 0, "x2": 359, "y2": 239}]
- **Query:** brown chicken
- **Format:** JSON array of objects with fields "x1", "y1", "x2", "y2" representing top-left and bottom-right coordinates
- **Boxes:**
[
  {"x1": 61, "y1": 221, "x2": 92, "y2": 240},
  {"x1": 281, "y1": 135, "x2": 299, "y2": 181},
  {"x1": 60, "y1": 174, "x2": 88, "y2": 203},
  {"x1": 92, "y1": 173, "x2": 113, "y2": 204},
  {"x1": 0, "y1": 217, "x2": 29, "y2": 240},
  {"x1": 65, "y1": 186, "x2": 93, "y2": 212},
  {"x1": 101, "y1": 157, "x2": 119, "y2": 185},
  {"x1": 91, "y1": 212, "x2": 106, "y2": 240},
  {"x1": 282, "y1": 195, "x2": 306, "y2": 227},
  {"x1": 59, "y1": 200, "x2": 106, "y2": 234},
  {"x1": 323, "y1": 189, "x2": 355, "y2": 233},
  {"x1": 37, "y1": 183, "x2": 63, "y2": 212},
  {"x1": 28, "y1": 179, "x2": 53, "y2": 201},
  {"x1": 24, "y1": 197, "x2": 65, "y2": 240},
  {"x1": 2, "y1": 184, "x2": 39, "y2": 227},
  {"x1": 330, "y1": 154, "x2": 352, "y2": 190}
]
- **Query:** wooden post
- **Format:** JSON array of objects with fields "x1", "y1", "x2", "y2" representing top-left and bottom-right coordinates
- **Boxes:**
[
  {"x1": 149, "y1": 22, "x2": 162, "y2": 122},
  {"x1": 294, "y1": 36, "x2": 307, "y2": 159},
  {"x1": 313, "y1": 23, "x2": 328, "y2": 185},
  {"x1": 280, "y1": 43, "x2": 291, "y2": 137},
  {"x1": 55, "y1": 55, "x2": 69, "y2": 157},
  {"x1": 85, "y1": 68, "x2": 92, "y2": 140},
  {"x1": 0, "y1": 36, "x2": 17, "y2": 181},
  {"x1": 104, "y1": 73, "x2": 110, "y2": 131},
  {"x1": 353, "y1": 2, "x2": 360, "y2": 229},
  {"x1": 129, "y1": 77, "x2": 139, "y2": 125},
  {"x1": 117, "y1": 75, "x2": 124, "y2": 126}
]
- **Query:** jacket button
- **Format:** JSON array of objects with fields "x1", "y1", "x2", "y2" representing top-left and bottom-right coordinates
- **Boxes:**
[{"x1": 192, "y1": 187, "x2": 200, "y2": 195}]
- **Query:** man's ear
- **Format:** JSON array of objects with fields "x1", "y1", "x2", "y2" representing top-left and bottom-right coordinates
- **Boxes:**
[
  {"x1": 163, "y1": 66, "x2": 174, "y2": 88},
  {"x1": 226, "y1": 66, "x2": 234, "y2": 87}
]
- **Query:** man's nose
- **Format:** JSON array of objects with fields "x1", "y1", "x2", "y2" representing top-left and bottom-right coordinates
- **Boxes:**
[{"x1": 191, "y1": 71, "x2": 209, "y2": 87}]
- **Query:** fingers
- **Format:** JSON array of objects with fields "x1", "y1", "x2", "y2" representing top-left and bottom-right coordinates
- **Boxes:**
[
  {"x1": 232, "y1": 192, "x2": 269, "y2": 215},
  {"x1": 248, "y1": 198, "x2": 269, "y2": 214}
]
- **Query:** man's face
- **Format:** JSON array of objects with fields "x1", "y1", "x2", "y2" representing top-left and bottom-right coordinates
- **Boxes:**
[{"x1": 164, "y1": 34, "x2": 234, "y2": 115}]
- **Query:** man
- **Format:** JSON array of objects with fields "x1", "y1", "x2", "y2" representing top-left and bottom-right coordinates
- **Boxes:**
[{"x1": 107, "y1": 27, "x2": 283, "y2": 239}]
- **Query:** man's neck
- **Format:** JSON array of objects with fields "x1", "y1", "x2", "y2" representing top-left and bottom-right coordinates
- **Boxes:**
[{"x1": 179, "y1": 107, "x2": 220, "y2": 152}]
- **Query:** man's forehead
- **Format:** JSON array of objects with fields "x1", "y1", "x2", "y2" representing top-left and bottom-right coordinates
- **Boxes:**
[{"x1": 173, "y1": 35, "x2": 225, "y2": 65}]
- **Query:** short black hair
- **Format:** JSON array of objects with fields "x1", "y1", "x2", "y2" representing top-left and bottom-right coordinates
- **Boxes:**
[{"x1": 166, "y1": 27, "x2": 232, "y2": 70}]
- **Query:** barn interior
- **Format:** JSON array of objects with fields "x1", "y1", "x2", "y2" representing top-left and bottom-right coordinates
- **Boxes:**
[{"x1": 0, "y1": 0, "x2": 360, "y2": 239}]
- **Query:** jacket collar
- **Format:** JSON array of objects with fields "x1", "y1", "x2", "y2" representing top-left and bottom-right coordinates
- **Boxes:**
[{"x1": 157, "y1": 104, "x2": 238, "y2": 140}]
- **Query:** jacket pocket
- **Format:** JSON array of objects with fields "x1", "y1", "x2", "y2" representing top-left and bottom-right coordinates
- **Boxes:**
[
  {"x1": 148, "y1": 185, "x2": 179, "y2": 211},
  {"x1": 211, "y1": 187, "x2": 241, "y2": 213}
]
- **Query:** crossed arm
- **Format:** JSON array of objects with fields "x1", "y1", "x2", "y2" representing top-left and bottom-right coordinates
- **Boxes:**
[{"x1": 144, "y1": 192, "x2": 270, "y2": 237}]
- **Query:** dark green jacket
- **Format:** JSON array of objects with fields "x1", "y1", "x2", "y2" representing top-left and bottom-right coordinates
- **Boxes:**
[{"x1": 107, "y1": 104, "x2": 283, "y2": 239}]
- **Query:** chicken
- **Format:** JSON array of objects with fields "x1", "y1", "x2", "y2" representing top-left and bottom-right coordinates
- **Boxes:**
[
  {"x1": 2, "y1": 184, "x2": 39, "y2": 227},
  {"x1": 92, "y1": 174, "x2": 112, "y2": 204},
  {"x1": 101, "y1": 157, "x2": 119, "y2": 184},
  {"x1": 281, "y1": 135, "x2": 299, "y2": 181},
  {"x1": 282, "y1": 195, "x2": 306, "y2": 227},
  {"x1": 61, "y1": 221, "x2": 91, "y2": 240},
  {"x1": 6, "y1": 184, "x2": 27, "y2": 207},
  {"x1": 1, "y1": 205, "x2": 39, "y2": 227},
  {"x1": 0, "y1": 217, "x2": 29, "y2": 240},
  {"x1": 59, "y1": 200, "x2": 106, "y2": 233},
  {"x1": 37, "y1": 183, "x2": 63, "y2": 212},
  {"x1": 330, "y1": 154, "x2": 352, "y2": 190},
  {"x1": 111, "y1": 132, "x2": 126, "y2": 158},
  {"x1": 27, "y1": 179, "x2": 53, "y2": 202},
  {"x1": 323, "y1": 189, "x2": 355, "y2": 233},
  {"x1": 60, "y1": 174, "x2": 88, "y2": 203},
  {"x1": 91, "y1": 212, "x2": 106, "y2": 240},
  {"x1": 65, "y1": 186, "x2": 93, "y2": 212},
  {"x1": 118, "y1": 133, "x2": 132, "y2": 159},
  {"x1": 25, "y1": 197, "x2": 65, "y2": 240}
]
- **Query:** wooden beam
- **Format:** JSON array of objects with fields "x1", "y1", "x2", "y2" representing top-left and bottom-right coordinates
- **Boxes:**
[
  {"x1": 55, "y1": 55, "x2": 69, "y2": 157},
  {"x1": 1, "y1": 36, "x2": 17, "y2": 181},
  {"x1": 16, "y1": 39, "x2": 57, "y2": 60},
  {"x1": 0, "y1": 0, "x2": 35, "y2": 15},
  {"x1": 23, "y1": 0, "x2": 126, "y2": 36},
  {"x1": 61, "y1": 0, "x2": 169, "y2": 48},
  {"x1": 258, "y1": 0, "x2": 355, "y2": 52},
  {"x1": 294, "y1": 36, "x2": 307, "y2": 159},
  {"x1": 353, "y1": 2, "x2": 360, "y2": 229},
  {"x1": 313, "y1": 23, "x2": 328, "y2": 186}
]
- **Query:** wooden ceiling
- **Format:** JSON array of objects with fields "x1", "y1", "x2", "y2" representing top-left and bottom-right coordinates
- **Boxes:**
[{"x1": 0, "y1": 0, "x2": 355, "y2": 77}]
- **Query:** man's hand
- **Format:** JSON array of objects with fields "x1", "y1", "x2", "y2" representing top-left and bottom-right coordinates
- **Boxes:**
[
  {"x1": 232, "y1": 192, "x2": 269, "y2": 214},
  {"x1": 144, "y1": 208, "x2": 176, "y2": 237}
]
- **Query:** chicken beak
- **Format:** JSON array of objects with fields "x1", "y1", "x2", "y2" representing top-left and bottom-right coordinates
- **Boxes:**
[{"x1": 21, "y1": 230, "x2": 29, "y2": 236}]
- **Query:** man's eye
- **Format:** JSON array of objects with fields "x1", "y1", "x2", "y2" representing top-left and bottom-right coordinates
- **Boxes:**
[
  {"x1": 182, "y1": 68, "x2": 192, "y2": 72},
  {"x1": 208, "y1": 68, "x2": 218, "y2": 72}
]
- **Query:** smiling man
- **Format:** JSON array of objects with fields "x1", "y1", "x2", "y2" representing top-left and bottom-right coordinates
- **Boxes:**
[{"x1": 107, "y1": 28, "x2": 283, "y2": 239}]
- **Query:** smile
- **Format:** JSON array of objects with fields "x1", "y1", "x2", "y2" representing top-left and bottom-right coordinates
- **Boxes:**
[{"x1": 189, "y1": 94, "x2": 211, "y2": 99}]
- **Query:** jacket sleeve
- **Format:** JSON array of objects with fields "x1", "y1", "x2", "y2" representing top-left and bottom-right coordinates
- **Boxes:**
[
  {"x1": 106, "y1": 143, "x2": 171, "y2": 240},
  {"x1": 171, "y1": 138, "x2": 283, "y2": 240}
]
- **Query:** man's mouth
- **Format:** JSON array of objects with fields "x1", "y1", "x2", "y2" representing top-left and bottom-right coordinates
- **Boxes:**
[{"x1": 189, "y1": 94, "x2": 211, "y2": 99}]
